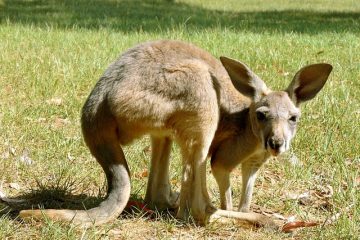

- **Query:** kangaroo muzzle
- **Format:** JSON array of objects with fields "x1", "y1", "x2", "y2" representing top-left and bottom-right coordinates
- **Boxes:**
[{"x1": 266, "y1": 136, "x2": 285, "y2": 156}]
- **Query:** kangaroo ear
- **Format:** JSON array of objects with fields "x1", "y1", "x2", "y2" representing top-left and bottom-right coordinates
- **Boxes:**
[
  {"x1": 220, "y1": 56, "x2": 269, "y2": 101},
  {"x1": 287, "y1": 63, "x2": 333, "y2": 105}
]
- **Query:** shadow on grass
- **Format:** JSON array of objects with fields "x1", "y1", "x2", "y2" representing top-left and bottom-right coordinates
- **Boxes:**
[
  {"x1": 1, "y1": 0, "x2": 359, "y2": 34},
  {"x1": 0, "y1": 188, "x2": 154, "y2": 221}
]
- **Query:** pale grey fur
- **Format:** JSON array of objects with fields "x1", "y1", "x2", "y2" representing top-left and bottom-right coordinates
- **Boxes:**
[{"x1": 20, "y1": 40, "x2": 332, "y2": 229}]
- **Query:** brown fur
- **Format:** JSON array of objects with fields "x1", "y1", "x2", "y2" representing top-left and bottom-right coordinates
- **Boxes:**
[{"x1": 19, "y1": 40, "x2": 332, "y2": 228}]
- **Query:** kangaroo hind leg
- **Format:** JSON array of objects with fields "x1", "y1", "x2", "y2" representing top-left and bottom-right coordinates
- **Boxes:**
[
  {"x1": 176, "y1": 119, "x2": 218, "y2": 225},
  {"x1": 145, "y1": 136, "x2": 179, "y2": 210}
]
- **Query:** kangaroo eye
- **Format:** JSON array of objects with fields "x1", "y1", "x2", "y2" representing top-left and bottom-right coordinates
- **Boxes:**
[
  {"x1": 256, "y1": 112, "x2": 267, "y2": 121},
  {"x1": 289, "y1": 116, "x2": 298, "y2": 122}
]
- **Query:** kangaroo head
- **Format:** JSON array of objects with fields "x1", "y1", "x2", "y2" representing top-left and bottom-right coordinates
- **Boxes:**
[{"x1": 220, "y1": 57, "x2": 333, "y2": 157}]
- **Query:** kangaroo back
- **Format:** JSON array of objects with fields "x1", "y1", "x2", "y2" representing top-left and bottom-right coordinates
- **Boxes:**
[{"x1": 19, "y1": 40, "x2": 233, "y2": 226}]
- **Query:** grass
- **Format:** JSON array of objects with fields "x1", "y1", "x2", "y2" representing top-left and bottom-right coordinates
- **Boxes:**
[{"x1": 0, "y1": 0, "x2": 359, "y2": 239}]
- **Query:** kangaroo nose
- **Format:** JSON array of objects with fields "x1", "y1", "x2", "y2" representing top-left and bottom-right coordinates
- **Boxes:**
[{"x1": 268, "y1": 138, "x2": 284, "y2": 150}]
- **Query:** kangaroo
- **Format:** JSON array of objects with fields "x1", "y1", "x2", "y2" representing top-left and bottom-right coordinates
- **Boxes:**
[
  {"x1": 211, "y1": 57, "x2": 332, "y2": 213},
  {"x1": 19, "y1": 40, "x2": 332, "y2": 228}
]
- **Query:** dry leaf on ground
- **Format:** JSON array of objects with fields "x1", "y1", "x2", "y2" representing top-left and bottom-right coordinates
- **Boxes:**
[
  {"x1": 9, "y1": 147, "x2": 16, "y2": 156},
  {"x1": 9, "y1": 182, "x2": 21, "y2": 190},
  {"x1": 46, "y1": 97, "x2": 63, "y2": 106},
  {"x1": 52, "y1": 117, "x2": 71, "y2": 128},
  {"x1": 283, "y1": 185, "x2": 334, "y2": 209},
  {"x1": 126, "y1": 200, "x2": 154, "y2": 215},
  {"x1": 1, "y1": 151, "x2": 10, "y2": 159},
  {"x1": 19, "y1": 149, "x2": 33, "y2": 165},
  {"x1": 282, "y1": 221, "x2": 319, "y2": 233},
  {"x1": 142, "y1": 145, "x2": 151, "y2": 154},
  {"x1": 323, "y1": 204, "x2": 354, "y2": 225},
  {"x1": 134, "y1": 169, "x2": 149, "y2": 178},
  {"x1": 36, "y1": 117, "x2": 47, "y2": 123}
]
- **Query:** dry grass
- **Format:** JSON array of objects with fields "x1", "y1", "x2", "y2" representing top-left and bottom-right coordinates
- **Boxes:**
[{"x1": 0, "y1": 0, "x2": 359, "y2": 239}]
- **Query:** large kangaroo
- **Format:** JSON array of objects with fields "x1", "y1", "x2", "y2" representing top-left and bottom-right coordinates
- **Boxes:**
[{"x1": 20, "y1": 40, "x2": 332, "y2": 227}]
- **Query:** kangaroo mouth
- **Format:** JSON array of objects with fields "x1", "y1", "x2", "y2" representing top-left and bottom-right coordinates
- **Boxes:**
[
  {"x1": 265, "y1": 138, "x2": 286, "y2": 157},
  {"x1": 268, "y1": 148, "x2": 281, "y2": 157}
]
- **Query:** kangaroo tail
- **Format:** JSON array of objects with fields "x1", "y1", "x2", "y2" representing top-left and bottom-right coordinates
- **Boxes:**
[
  {"x1": 19, "y1": 157, "x2": 130, "y2": 227},
  {"x1": 20, "y1": 85, "x2": 131, "y2": 227}
]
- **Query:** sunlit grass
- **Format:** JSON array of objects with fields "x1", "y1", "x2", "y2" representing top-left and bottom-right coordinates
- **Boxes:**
[{"x1": 0, "y1": 0, "x2": 359, "y2": 239}]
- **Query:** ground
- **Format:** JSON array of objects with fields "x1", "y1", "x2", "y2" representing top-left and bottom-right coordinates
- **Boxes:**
[{"x1": 0, "y1": 0, "x2": 359, "y2": 239}]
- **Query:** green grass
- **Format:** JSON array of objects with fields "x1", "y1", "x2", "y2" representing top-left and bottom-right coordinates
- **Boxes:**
[{"x1": 0, "y1": 0, "x2": 359, "y2": 239}]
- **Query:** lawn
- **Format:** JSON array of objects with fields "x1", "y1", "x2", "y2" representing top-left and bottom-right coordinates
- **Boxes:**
[{"x1": 0, "y1": 0, "x2": 359, "y2": 239}]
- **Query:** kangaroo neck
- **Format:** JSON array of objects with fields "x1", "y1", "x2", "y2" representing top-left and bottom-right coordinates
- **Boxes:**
[{"x1": 209, "y1": 107, "x2": 257, "y2": 155}]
